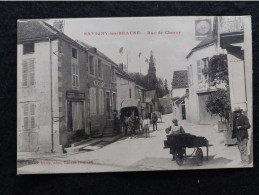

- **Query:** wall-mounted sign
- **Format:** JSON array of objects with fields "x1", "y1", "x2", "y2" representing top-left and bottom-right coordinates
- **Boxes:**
[
  {"x1": 195, "y1": 19, "x2": 212, "y2": 41},
  {"x1": 94, "y1": 80, "x2": 116, "y2": 90},
  {"x1": 66, "y1": 92, "x2": 85, "y2": 100}
]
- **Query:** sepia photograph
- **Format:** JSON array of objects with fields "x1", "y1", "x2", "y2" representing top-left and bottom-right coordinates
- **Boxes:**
[{"x1": 17, "y1": 16, "x2": 253, "y2": 174}]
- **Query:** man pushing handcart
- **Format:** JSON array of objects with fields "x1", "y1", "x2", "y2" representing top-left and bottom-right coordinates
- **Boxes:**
[{"x1": 164, "y1": 119, "x2": 213, "y2": 166}]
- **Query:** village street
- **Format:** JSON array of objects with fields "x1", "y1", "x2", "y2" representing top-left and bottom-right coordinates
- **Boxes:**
[{"x1": 17, "y1": 113, "x2": 252, "y2": 174}]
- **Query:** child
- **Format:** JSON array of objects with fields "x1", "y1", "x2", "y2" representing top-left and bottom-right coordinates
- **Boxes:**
[{"x1": 142, "y1": 117, "x2": 150, "y2": 138}]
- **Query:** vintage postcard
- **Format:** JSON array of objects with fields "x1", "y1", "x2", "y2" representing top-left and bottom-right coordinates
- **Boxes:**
[{"x1": 17, "y1": 16, "x2": 253, "y2": 174}]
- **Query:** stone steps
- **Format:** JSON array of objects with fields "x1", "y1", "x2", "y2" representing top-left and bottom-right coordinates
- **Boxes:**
[{"x1": 64, "y1": 138, "x2": 103, "y2": 153}]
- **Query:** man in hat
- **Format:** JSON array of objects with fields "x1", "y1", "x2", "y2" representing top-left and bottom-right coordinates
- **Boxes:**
[
  {"x1": 165, "y1": 119, "x2": 185, "y2": 135},
  {"x1": 165, "y1": 119, "x2": 186, "y2": 161},
  {"x1": 152, "y1": 112, "x2": 158, "y2": 131},
  {"x1": 232, "y1": 106, "x2": 251, "y2": 166}
]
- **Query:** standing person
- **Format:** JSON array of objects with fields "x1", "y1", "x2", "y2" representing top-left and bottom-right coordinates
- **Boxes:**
[
  {"x1": 165, "y1": 118, "x2": 185, "y2": 161},
  {"x1": 129, "y1": 111, "x2": 137, "y2": 138},
  {"x1": 142, "y1": 117, "x2": 150, "y2": 138},
  {"x1": 165, "y1": 119, "x2": 185, "y2": 135},
  {"x1": 232, "y1": 107, "x2": 251, "y2": 166},
  {"x1": 152, "y1": 112, "x2": 158, "y2": 131}
]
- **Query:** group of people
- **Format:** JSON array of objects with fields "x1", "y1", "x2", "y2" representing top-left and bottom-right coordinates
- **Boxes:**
[
  {"x1": 123, "y1": 106, "x2": 251, "y2": 166},
  {"x1": 125, "y1": 111, "x2": 159, "y2": 139}
]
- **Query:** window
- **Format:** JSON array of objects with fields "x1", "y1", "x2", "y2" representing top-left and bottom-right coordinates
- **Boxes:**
[
  {"x1": 72, "y1": 63, "x2": 79, "y2": 89},
  {"x1": 90, "y1": 88, "x2": 96, "y2": 115},
  {"x1": 98, "y1": 60, "x2": 103, "y2": 78},
  {"x1": 72, "y1": 48, "x2": 77, "y2": 59},
  {"x1": 186, "y1": 89, "x2": 189, "y2": 94},
  {"x1": 197, "y1": 60, "x2": 202, "y2": 82},
  {"x1": 23, "y1": 103, "x2": 36, "y2": 130},
  {"x1": 99, "y1": 89, "x2": 104, "y2": 114},
  {"x1": 129, "y1": 88, "x2": 132, "y2": 98},
  {"x1": 202, "y1": 58, "x2": 209, "y2": 80},
  {"x1": 112, "y1": 93, "x2": 116, "y2": 111},
  {"x1": 111, "y1": 66, "x2": 115, "y2": 82},
  {"x1": 89, "y1": 56, "x2": 95, "y2": 76},
  {"x1": 23, "y1": 43, "x2": 34, "y2": 55},
  {"x1": 22, "y1": 58, "x2": 35, "y2": 87}
]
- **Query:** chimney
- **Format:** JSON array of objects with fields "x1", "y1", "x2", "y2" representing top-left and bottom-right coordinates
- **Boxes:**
[
  {"x1": 119, "y1": 63, "x2": 124, "y2": 70},
  {"x1": 53, "y1": 20, "x2": 64, "y2": 33}
]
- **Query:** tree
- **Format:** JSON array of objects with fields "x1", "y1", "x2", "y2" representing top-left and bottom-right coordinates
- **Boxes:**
[
  {"x1": 147, "y1": 51, "x2": 157, "y2": 89},
  {"x1": 206, "y1": 88, "x2": 231, "y2": 123},
  {"x1": 164, "y1": 79, "x2": 169, "y2": 95},
  {"x1": 208, "y1": 54, "x2": 229, "y2": 86},
  {"x1": 206, "y1": 54, "x2": 231, "y2": 126}
]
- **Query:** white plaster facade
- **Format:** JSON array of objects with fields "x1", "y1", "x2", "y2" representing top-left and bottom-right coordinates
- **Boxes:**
[
  {"x1": 172, "y1": 88, "x2": 187, "y2": 98},
  {"x1": 186, "y1": 42, "x2": 224, "y2": 124},
  {"x1": 116, "y1": 75, "x2": 140, "y2": 111},
  {"x1": 17, "y1": 40, "x2": 61, "y2": 152}
]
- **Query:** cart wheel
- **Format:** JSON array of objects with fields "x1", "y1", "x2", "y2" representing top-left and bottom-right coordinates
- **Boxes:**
[
  {"x1": 195, "y1": 147, "x2": 203, "y2": 166},
  {"x1": 175, "y1": 149, "x2": 184, "y2": 166}
]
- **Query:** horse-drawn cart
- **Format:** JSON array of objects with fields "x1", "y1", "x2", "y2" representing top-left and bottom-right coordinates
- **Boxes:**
[{"x1": 163, "y1": 134, "x2": 213, "y2": 166}]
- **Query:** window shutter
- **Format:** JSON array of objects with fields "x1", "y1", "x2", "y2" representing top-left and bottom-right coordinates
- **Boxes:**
[
  {"x1": 94, "y1": 89, "x2": 96, "y2": 114},
  {"x1": 197, "y1": 60, "x2": 201, "y2": 81},
  {"x1": 29, "y1": 59, "x2": 35, "y2": 86},
  {"x1": 24, "y1": 104, "x2": 29, "y2": 129},
  {"x1": 22, "y1": 60, "x2": 28, "y2": 87},
  {"x1": 76, "y1": 64, "x2": 79, "y2": 87},
  {"x1": 31, "y1": 104, "x2": 35, "y2": 129}
]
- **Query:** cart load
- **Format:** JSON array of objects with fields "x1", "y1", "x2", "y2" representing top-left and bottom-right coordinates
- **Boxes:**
[
  {"x1": 164, "y1": 134, "x2": 209, "y2": 148},
  {"x1": 163, "y1": 133, "x2": 213, "y2": 166}
]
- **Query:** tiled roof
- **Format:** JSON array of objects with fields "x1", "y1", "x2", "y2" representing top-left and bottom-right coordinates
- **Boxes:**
[
  {"x1": 18, "y1": 20, "x2": 57, "y2": 40},
  {"x1": 17, "y1": 20, "x2": 86, "y2": 50},
  {"x1": 186, "y1": 37, "x2": 216, "y2": 59},
  {"x1": 77, "y1": 41, "x2": 145, "y2": 87},
  {"x1": 76, "y1": 40, "x2": 117, "y2": 65},
  {"x1": 172, "y1": 70, "x2": 188, "y2": 89},
  {"x1": 175, "y1": 93, "x2": 189, "y2": 105}
]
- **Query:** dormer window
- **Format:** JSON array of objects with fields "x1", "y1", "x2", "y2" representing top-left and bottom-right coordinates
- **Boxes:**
[
  {"x1": 72, "y1": 48, "x2": 77, "y2": 59},
  {"x1": 23, "y1": 43, "x2": 34, "y2": 55}
]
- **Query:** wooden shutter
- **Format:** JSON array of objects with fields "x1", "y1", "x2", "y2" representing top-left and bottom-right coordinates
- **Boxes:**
[
  {"x1": 94, "y1": 89, "x2": 96, "y2": 114},
  {"x1": 76, "y1": 64, "x2": 79, "y2": 87},
  {"x1": 72, "y1": 63, "x2": 75, "y2": 87},
  {"x1": 22, "y1": 60, "x2": 28, "y2": 87},
  {"x1": 29, "y1": 59, "x2": 35, "y2": 86},
  {"x1": 30, "y1": 103, "x2": 35, "y2": 129},
  {"x1": 24, "y1": 104, "x2": 29, "y2": 129},
  {"x1": 197, "y1": 60, "x2": 201, "y2": 82},
  {"x1": 99, "y1": 89, "x2": 101, "y2": 114},
  {"x1": 90, "y1": 88, "x2": 95, "y2": 115}
]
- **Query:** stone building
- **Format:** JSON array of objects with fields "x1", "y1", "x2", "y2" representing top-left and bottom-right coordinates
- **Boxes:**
[
  {"x1": 17, "y1": 20, "x2": 89, "y2": 152},
  {"x1": 76, "y1": 41, "x2": 117, "y2": 137},
  {"x1": 171, "y1": 70, "x2": 189, "y2": 120}
]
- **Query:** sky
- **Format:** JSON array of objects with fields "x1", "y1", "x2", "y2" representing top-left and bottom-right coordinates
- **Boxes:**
[{"x1": 49, "y1": 17, "x2": 212, "y2": 89}]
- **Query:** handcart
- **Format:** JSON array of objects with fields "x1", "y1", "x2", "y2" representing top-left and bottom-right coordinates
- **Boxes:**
[{"x1": 163, "y1": 133, "x2": 213, "y2": 166}]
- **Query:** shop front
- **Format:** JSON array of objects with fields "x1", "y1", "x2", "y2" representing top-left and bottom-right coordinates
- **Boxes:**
[{"x1": 66, "y1": 91, "x2": 87, "y2": 141}]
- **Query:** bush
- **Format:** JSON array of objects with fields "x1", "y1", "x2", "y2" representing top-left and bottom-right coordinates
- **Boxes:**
[{"x1": 205, "y1": 88, "x2": 231, "y2": 123}]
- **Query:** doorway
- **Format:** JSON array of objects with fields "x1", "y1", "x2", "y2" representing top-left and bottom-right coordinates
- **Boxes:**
[
  {"x1": 181, "y1": 104, "x2": 186, "y2": 120},
  {"x1": 67, "y1": 101, "x2": 84, "y2": 132},
  {"x1": 106, "y1": 91, "x2": 111, "y2": 119}
]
